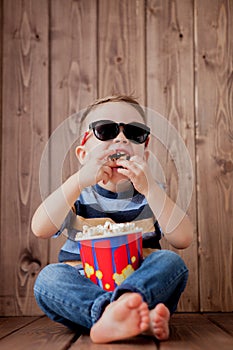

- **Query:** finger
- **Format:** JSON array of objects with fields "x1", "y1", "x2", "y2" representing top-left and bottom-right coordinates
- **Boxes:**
[
  {"x1": 117, "y1": 159, "x2": 141, "y2": 175},
  {"x1": 116, "y1": 167, "x2": 132, "y2": 179},
  {"x1": 129, "y1": 155, "x2": 142, "y2": 162},
  {"x1": 102, "y1": 166, "x2": 113, "y2": 184},
  {"x1": 117, "y1": 167, "x2": 144, "y2": 190},
  {"x1": 102, "y1": 172, "x2": 109, "y2": 185},
  {"x1": 116, "y1": 155, "x2": 143, "y2": 167},
  {"x1": 117, "y1": 163, "x2": 147, "y2": 186},
  {"x1": 115, "y1": 159, "x2": 130, "y2": 169},
  {"x1": 102, "y1": 165, "x2": 113, "y2": 177}
]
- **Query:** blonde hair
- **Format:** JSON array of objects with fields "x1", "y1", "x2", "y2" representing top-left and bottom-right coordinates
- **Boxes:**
[{"x1": 80, "y1": 95, "x2": 146, "y2": 124}]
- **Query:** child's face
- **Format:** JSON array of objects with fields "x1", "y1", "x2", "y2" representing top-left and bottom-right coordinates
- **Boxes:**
[{"x1": 78, "y1": 101, "x2": 149, "y2": 187}]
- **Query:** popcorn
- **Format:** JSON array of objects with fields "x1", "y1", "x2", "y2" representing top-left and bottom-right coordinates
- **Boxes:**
[
  {"x1": 108, "y1": 152, "x2": 130, "y2": 161},
  {"x1": 75, "y1": 221, "x2": 141, "y2": 240},
  {"x1": 77, "y1": 221, "x2": 143, "y2": 291}
]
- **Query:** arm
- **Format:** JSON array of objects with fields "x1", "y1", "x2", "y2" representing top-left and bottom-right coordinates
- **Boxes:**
[
  {"x1": 145, "y1": 183, "x2": 193, "y2": 249},
  {"x1": 31, "y1": 173, "x2": 81, "y2": 238},
  {"x1": 31, "y1": 147, "x2": 114, "y2": 238},
  {"x1": 116, "y1": 156, "x2": 194, "y2": 249}
]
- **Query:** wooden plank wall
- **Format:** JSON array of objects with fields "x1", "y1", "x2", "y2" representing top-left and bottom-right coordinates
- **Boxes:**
[
  {"x1": 0, "y1": 0, "x2": 232, "y2": 315},
  {"x1": 195, "y1": 0, "x2": 233, "y2": 311},
  {"x1": 1, "y1": 0, "x2": 49, "y2": 315}
]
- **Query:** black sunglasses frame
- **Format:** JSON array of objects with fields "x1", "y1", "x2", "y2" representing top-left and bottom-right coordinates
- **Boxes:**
[{"x1": 89, "y1": 120, "x2": 150, "y2": 144}]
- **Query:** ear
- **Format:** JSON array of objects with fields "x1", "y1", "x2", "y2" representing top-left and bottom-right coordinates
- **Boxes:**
[
  {"x1": 76, "y1": 145, "x2": 87, "y2": 165},
  {"x1": 144, "y1": 149, "x2": 150, "y2": 162},
  {"x1": 145, "y1": 135, "x2": 150, "y2": 148}
]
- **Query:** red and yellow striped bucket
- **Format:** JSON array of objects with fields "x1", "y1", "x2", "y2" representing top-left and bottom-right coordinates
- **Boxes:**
[{"x1": 78, "y1": 232, "x2": 143, "y2": 291}]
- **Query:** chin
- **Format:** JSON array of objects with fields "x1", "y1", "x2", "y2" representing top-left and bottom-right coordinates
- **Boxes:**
[{"x1": 111, "y1": 173, "x2": 128, "y2": 183}]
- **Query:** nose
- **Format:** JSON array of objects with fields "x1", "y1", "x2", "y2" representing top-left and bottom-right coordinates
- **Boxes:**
[{"x1": 113, "y1": 127, "x2": 128, "y2": 144}]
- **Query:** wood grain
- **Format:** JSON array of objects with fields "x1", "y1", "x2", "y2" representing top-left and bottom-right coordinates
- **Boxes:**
[
  {"x1": 161, "y1": 314, "x2": 233, "y2": 350},
  {"x1": 49, "y1": 0, "x2": 98, "y2": 262},
  {"x1": 1, "y1": 0, "x2": 232, "y2": 316},
  {"x1": 98, "y1": 0, "x2": 145, "y2": 103},
  {"x1": 0, "y1": 317, "x2": 76, "y2": 350},
  {"x1": 0, "y1": 0, "x2": 2, "y2": 280},
  {"x1": 204, "y1": 313, "x2": 233, "y2": 336},
  {"x1": 1, "y1": 0, "x2": 49, "y2": 315},
  {"x1": 0, "y1": 314, "x2": 232, "y2": 350},
  {"x1": 195, "y1": 0, "x2": 233, "y2": 311},
  {"x1": 0, "y1": 316, "x2": 39, "y2": 339},
  {"x1": 146, "y1": 0, "x2": 198, "y2": 312},
  {"x1": 71, "y1": 334, "x2": 157, "y2": 350},
  {"x1": 50, "y1": 0, "x2": 97, "y2": 185}
]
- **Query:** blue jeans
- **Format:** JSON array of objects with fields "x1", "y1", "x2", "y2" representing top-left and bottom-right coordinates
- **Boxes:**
[{"x1": 34, "y1": 250, "x2": 188, "y2": 332}]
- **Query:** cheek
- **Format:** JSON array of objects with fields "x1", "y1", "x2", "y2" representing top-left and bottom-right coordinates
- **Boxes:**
[
  {"x1": 132, "y1": 145, "x2": 145, "y2": 157},
  {"x1": 85, "y1": 138, "x2": 112, "y2": 154},
  {"x1": 85, "y1": 135, "x2": 102, "y2": 149}
]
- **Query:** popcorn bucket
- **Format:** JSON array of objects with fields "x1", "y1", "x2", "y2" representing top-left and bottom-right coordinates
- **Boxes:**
[{"x1": 78, "y1": 231, "x2": 143, "y2": 291}]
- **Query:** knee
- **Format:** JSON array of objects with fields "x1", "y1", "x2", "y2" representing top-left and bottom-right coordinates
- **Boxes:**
[
  {"x1": 149, "y1": 250, "x2": 188, "y2": 274},
  {"x1": 34, "y1": 265, "x2": 49, "y2": 293},
  {"x1": 162, "y1": 250, "x2": 186, "y2": 265},
  {"x1": 34, "y1": 263, "x2": 65, "y2": 296}
]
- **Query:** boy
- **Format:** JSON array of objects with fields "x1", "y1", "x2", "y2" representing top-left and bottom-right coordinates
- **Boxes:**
[{"x1": 32, "y1": 95, "x2": 193, "y2": 343}]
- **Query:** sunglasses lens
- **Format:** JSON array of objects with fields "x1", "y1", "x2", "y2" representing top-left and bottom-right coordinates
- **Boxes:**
[
  {"x1": 93, "y1": 121, "x2": 118, "y2": 141},
  {"x1": 90, "y1": 120, "x2": 150, "y2": 143},
  {"x1": 125, "y1": 123, "x2": 150, "y2": 143}
]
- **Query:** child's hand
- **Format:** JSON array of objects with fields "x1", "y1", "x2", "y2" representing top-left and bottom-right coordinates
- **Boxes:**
[
  {"x1": 116, "y1": 156, "x2": 154, "y2": 196},
  {"x1": 78, "y1": 146, "x2": 114, "y2": 190}
]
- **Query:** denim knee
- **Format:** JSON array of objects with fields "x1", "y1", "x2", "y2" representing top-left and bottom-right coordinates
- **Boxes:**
[
  {"x1": 151, "y1": 250, "x2": 187, "y2": 269},
  {"x1": 34, "y1": 263, "x2": 111, "y2": 329},
  {"x1": 34, "y1": 263, "x2": 73, "y2": 304},
  {"x1": 112, "y1": 249, "x2": 188, "y2": 311},
  {"x1": 34, "y1": 264, "x2": 60, "y2": 294},
  {"x1": 150, "y1": 250, "x2": 189, "y2": 313},
  {"x1": 150, "y1": 250, "x2": 188, "y2": 281}
]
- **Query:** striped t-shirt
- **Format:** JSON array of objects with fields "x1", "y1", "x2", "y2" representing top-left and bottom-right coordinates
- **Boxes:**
[{"x1": 56, "y1": 184, "x2": 162, "y2": 262}]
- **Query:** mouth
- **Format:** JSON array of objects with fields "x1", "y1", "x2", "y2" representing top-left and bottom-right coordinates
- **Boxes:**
[
  {"x1": 106, "y1": 150, "x2": 131, "y2": 173},
  {"x1": 108, "y1": 151, "x2": 131, "y2": 162},
  {"x1": 113, "y1": 165, "x2": 124, "y2": 169}
]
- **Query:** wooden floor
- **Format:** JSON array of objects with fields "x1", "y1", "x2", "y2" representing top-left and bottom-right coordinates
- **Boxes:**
[{"x1": 0, "y1": 313, "x2": 232, "y2": 350}]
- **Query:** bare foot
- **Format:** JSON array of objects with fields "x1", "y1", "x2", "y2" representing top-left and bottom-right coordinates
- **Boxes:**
[
  {"x1": 90, "y1": 293, "x2": 150, "y2": 343},
  {"x1": 149, "y1": 303, "x2": 170, "y2": 340}
]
